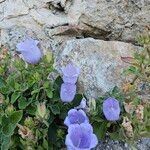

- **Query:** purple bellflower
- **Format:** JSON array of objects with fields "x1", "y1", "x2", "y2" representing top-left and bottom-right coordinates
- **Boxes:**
[
  {"x1": 65, "y1": 123, "x2": 98, "y2": 150},
  {"x1": 103, "y1": 97, "x2": 120, "y2": 121},
  {"x1": 62, "y1": 63, "x2": 80, "y2": 84},
  {"x1": 60, "y1": 83, "x2": 76, "y2": 102},
  {"x1": 16, "y1": 37, "x2": 42, "y2": 64},
  {"x1": 64, "y1": 109, "x2": 89, "y2": 127},
  {"x1": 75, "y1": 98, "x2": 87, "y2": 109}
]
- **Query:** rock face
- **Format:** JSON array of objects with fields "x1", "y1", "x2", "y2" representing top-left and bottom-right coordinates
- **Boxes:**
[
  {"x1": 78, "y1": 0, "x2": 150, "y2": 42},
  {"x1": 55, "y1": 38, "x2": 137, "y2": 98},
  {"x1": 96, "y1": 138, "x2": 150, "y2": 150},
  {"x1": 0, "y1": 0, "x2": 150, "y2": 48}
]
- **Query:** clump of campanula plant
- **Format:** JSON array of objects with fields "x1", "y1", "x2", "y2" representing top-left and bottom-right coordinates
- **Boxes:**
[{"x1": 0, "y1": 33, "x2": 150, "y2": 150}]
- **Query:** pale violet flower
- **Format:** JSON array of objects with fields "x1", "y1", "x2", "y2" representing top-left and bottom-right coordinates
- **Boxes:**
[
  {"x1": 75, "y1": 98, "x2": 87, "y2": 109},
  {"x1": 65, "y1": 123, "x2": 98, "y2": 150},
  {"x1": 103, "y1": 97, "x2": 120, "y2": 121},
  {"x1": 64, "y1": 109, "x2": 89, "y2": 127},
  {"x1": 62, "y1": 63, "x2": 80, "y2": 84},
  {"x1": 60, "y1": 83, "x2": 76, "y2": 102},
  {"x1": 16, "y1": 37, "x2": 42, "y2": 64}
]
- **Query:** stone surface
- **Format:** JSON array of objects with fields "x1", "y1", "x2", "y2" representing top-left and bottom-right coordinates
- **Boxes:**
[
  {"x1": 136, "y1": 138, "x2": 150, "y2": 150},
  {"x1": 78, "y1": 0, "x2": 150, "y2": 42},
  {"x1": 0, "y1": 0, "x2": 150, "y2": 47},
  {"x1": 3, "y1": 0, "x2": 29, "y2": 19},
  {"x1": 95, "y1": 138, "x2": 150, "y2": 150},
  {"x1": 54, "y1": 38, "x2": 138, "y2": 98},
  {"x1": 45, "y1": 0, "x2": 150, "y2": 43},
  {"x1": 96, "y1": 140, "x2": 131, "y2": 150}
]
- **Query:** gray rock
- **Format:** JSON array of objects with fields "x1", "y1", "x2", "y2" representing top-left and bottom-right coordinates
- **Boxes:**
[
  {"x1": 136, "y1": 138, "x2": 150, "y2": 150},
  {"x1": 54, "y1": 38, "x2": 138, "y2": 98},
  {"x1": 46, "y1": 0, "x2": 150, "y2": 43},
  {"x1": 96, "y1": 140, "x2": 131, "y2": 150},
  {"x1": 3, "y1": 0, "x2": 29, "y2": 19},
  {"x1": 95, "y1": 138, "x2": 150, "y2": 150},
  {"x1": 0, "y1": 0, "x2": 150, "y2": 45},
  {"x1": 78, "y1": 0, "x2": 150, "y2": 42}
]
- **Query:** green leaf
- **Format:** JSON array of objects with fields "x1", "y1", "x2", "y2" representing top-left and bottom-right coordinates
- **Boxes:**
[
  {"x1": 50, "y1": 105, "x2": 60, "y2": 115},
  {"x1": 93, "y1": 121, "x2": 107, "y2": 139},
  {"x1": 43, "y1": 81, "x2": 50, "y2": 88},
  {"x1": 18, "y1": 97, "x2": 32, "y2": 109},
  {"x1": 1, "y1": 136, "x2": 11, "y2": 150},
  {"x1": 31, "y1": 89, "x2": 40, "y2": 95},
  {"x1": 53, "y1": 76, "x2": 63, "y2": 91},
  {"x1": 110, "y1": 131, "x2": 120, "y2": 140},
  {"x1": 0, "y1": 76, "x2": 5, "y2": 88},
  {"x1": 0, "y1": 86, "x2": 10, "y2": 95},
  {"x1": 48, "y1": 113, "x2": 55, "y2": 125},
  {"x1": 71, "y1": 94, "x2": 83, "y2": 107},
  {"x1": 6, "y1": 76, "x2": 15, "y2": 89},
  {"x1": 9, "y1": 110, "x2": 23, "y2": 125},
  {"x1": 48, "y1": 123, "x2": 57, "y2": 144},
  {"x1": 42, "y1": 138, "x2": 48, "y2": 149},
  {"x1": 128, "y1": 66, "x2": 140, "y2": 75},
  {"x1": 2, "y1": 124, "x2": 15, "y2": 136},
  {"x1": 2, "y1": 115, "x2": 9, "y2": 127},
  {"x1": 26, "y1": 105, "x2": 37, "y2": 115},
  {"x1": 46, "y1": 89, "x2": 53, "y2": 98},
  {"x1": 45, "y1": 51, "x2": 53, "y2": 63},
  {"x1": 11, "y1": 92, "x2": 21, "y2": 104}
]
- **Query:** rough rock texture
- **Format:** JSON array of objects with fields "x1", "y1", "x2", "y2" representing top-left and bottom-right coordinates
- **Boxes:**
[
  {"x1": 55, "y1": 38, "x2": 137, "y2": 98},
  {"x1": 95, "y1": 138, "x2": 150, "y2": 150},
  {"x1": 78, "y1": 0, "x2": 150, "y2": 42},
  {"x1": 0, "y1": 0, "x2": 150, "y2": 48}
]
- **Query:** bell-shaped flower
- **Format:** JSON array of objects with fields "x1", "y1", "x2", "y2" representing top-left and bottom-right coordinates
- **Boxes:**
[
  {"x1": 60, "y1": 83, "x2": 76, "y2": 102},
  {"x1": 65, "y1": 123, "x2": 98, "y2": 150},
  {"x1": 75, "y1": 98, "x2": 87, "y2": 109},
  {"x1": 64, "y1": 109, "x2": 89, "y2": 127},
  {"x1": 103, "y1": 97, "x2": 120, "y2": 121},
  {"x1": 62, "y1": 63, "x2": 80, "y2": 84},
  {"x1": 16, "y1": 38, "x2": 42, "y2": 64}
]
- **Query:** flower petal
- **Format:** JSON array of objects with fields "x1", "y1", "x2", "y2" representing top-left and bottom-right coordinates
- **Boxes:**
[
  {"x1": 89, "y1": 134, "x2": 98, "y2": 149},
  {"x1": 75, "y1": 98, "x2": 87, "y2": 109},
  {"x1": 103, "y1": 97, "x2": 120, "y2": 121},
  {"x1": 65, "y1": 123, "x2": 97, "y2": 150},
  {"x1": 64, "y1": 117, "x2": 71, "y2": 126},
  {"x1": 60, "y1": 83, "x2": 76, "y2": 102},
  {"x1": 65, "y1": 134, "x2": 74, "y2": 148},
  {"x1": 16, "y1": 38, "x2": 42, "y2": 64},
  {"x1": 64, "y1": 109, "x2": 89, "y2": 127},
  {"x1": 62, "y1": 63, "x2": 80, "y2": 78},
  {"x1": 63, "y1": 75, "x2": 78, "y2": 84}
]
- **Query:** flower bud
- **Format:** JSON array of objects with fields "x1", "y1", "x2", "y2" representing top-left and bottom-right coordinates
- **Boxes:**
[
  {"x1": 122, "y1": 117, "x2": 134, "y2": 138},
  {"x1": 18, "y1": 124, "x2": 34, "y2": 140},
  {"x1": 5, "y1": 105, "x2": 14, "y2": 115},
  {"x1": 88, "y1": 98, "x2": 96, "y2": 114},
  {"x1": 24, "y1": 117, "x2": 35, "y2": 128},
  {"x1": 123, "y1": 102, "x2": 135, "y2": 114},
  {"x1": 45, "y1": 51, "x2": 52, "y2": 63},
  {"x1": 36, "y1": 102, "x2": 47, "y2": 119},
  {"x1": 135, "y1": 105, "x2": 144, "y2": 123}
]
